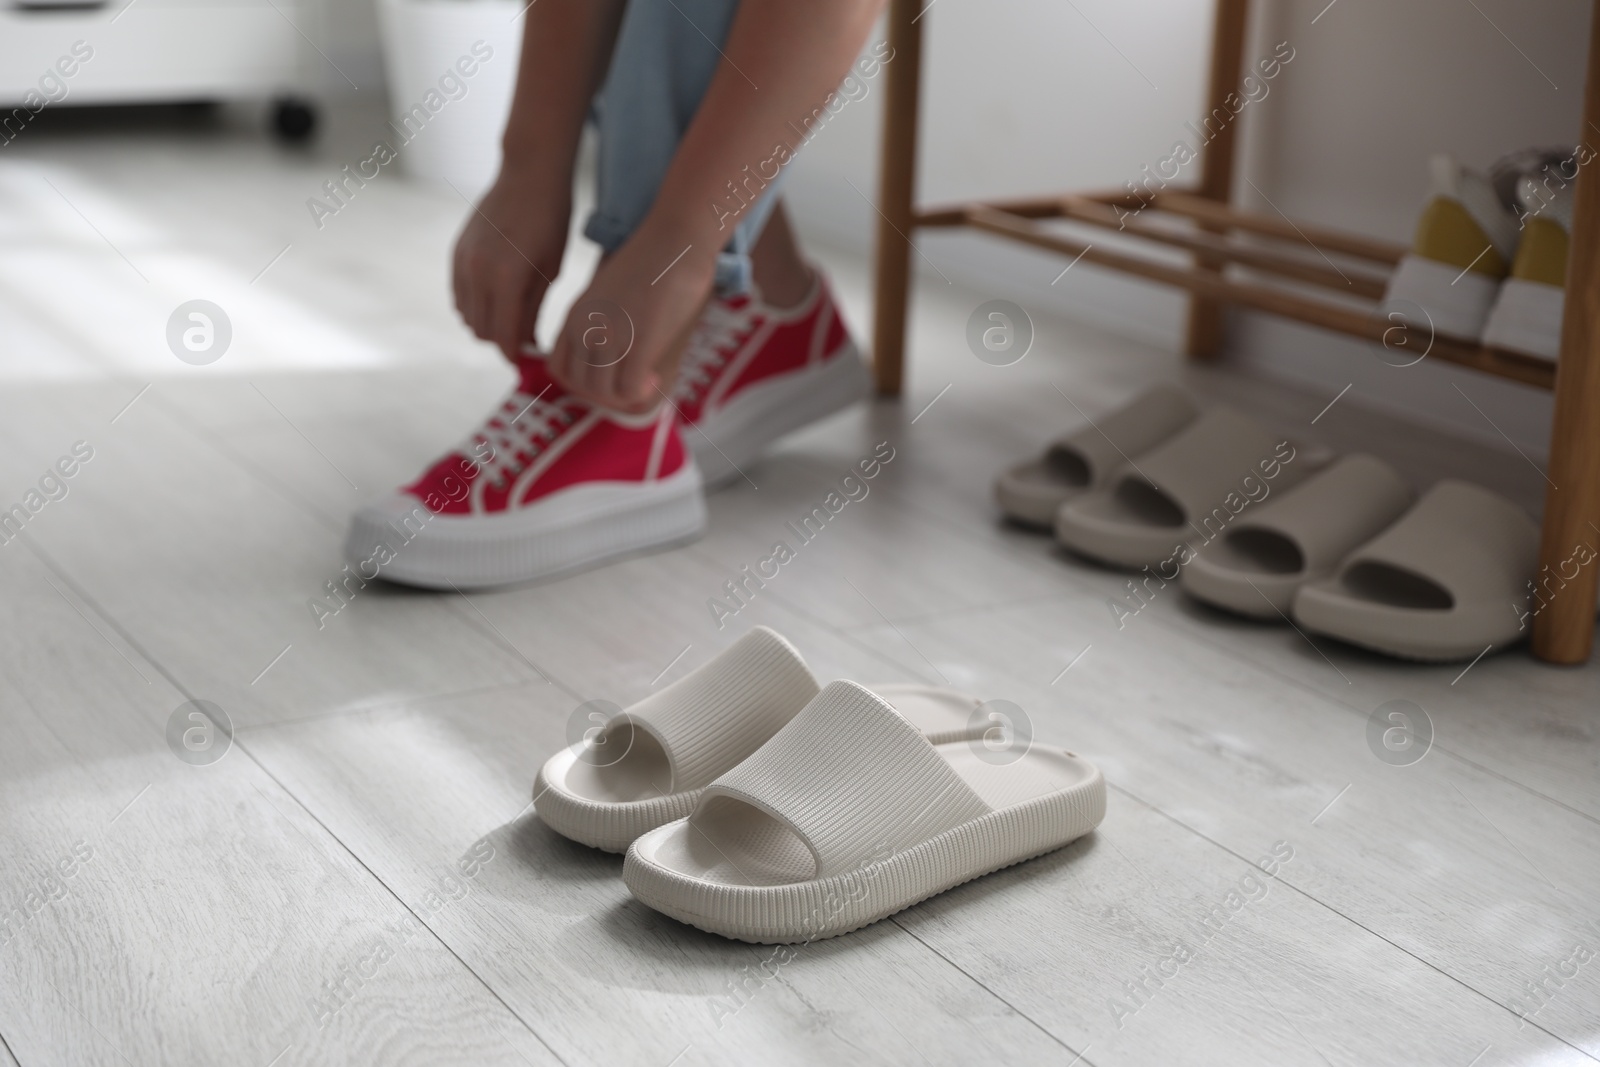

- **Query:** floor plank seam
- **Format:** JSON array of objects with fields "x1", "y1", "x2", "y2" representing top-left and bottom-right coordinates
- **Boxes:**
[
  {"x1": 1109, "y1": 782, "x2": 1600, "y2": 1063},
  {"x1": 18, "y1": 519, "x2": 573, "y2": 1064},
  {"x1": 1139, "y1": 611, "x2": 1600, "y2": 830},
  {"x1": 232, "y1": 733, "x2": 574, "y2": 1067},
  {"x1": 831, "y1": 588, "x2": 1075, "y2": 635},
  {"x1": 145, "y1": 387, "x2": 355, "y2": 535},
  {"x1": 736, "y1": 579, "x2": 943, "y2": 687},
  {"x1": 885, "y1": 915, "x2": 1095, "y2": 1065},
  {"x1": 820, "y1": 467, "x2": 1599, "y2": 826},
  {"x1": 19, "y1": 537, "x2": 191, "y2": 700},
  {"x1": 231, "y1": 680, "x2": 539, "y2": 735},
  {"x1": 827, "y1": 587, "x2": 1087, "y2": 639},
  {"x1": 437, "y1": 597, "x2": 580, "y2": 703}
]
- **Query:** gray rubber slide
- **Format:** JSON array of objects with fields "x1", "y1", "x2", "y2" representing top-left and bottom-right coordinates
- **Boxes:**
[
  {"x1": 533, "y1": 627, "x2": 989, "y2": 852},
  {"x1": 1053, "y1": 406, "x2": 1323, "y2": 569},
  {"x1": 1182, "y1": 454, "x2": 1416, "y2": 617},
  {"x1": 1292, "y1": 479, "x2": 1538, "y2": 661},
  {"x1": 993, "y1": 384, "x2": 1197, "y2": 527},
  {"x1": 623, "y1": 680, "x2": 1105, "y2": 943}
]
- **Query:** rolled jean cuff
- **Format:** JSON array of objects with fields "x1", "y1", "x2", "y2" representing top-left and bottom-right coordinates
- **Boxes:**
[
  {"x1": 582, "y1": 168, "x2": 786, "y2": 298},
  {"x1": 713, "y1": 252, "x2": 753, "y2": 296},
  {"x1": 583, "y1": 210, "x2": 759, "y2": 297},
  {"x1": 584, "y1": 215, "x2": 758, "y2": 297}
]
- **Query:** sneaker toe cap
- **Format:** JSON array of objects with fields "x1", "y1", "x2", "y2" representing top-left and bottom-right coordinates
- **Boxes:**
[{"x1": 344, "y1": 493, "x2": 435, "y2": 569}]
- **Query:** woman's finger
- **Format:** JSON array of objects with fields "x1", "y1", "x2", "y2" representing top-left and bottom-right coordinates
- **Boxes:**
[{"x1": 490, "y1": 264, "x2": 530, "y2": 359}]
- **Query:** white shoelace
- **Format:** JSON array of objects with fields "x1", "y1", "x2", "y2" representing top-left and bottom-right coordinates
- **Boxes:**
[
  {"x1": 674, "y1": 300, "x2": 759, "y2": 402},
  {"x1": 462, "y1": 385, "x2": 578, "y2": 489}
]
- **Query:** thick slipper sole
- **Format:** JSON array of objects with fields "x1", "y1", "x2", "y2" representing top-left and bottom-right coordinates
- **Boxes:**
[
  {"x1": 534, "y1": 751, "x2": 698, "y2": 854},
  {"x1": 1053, "y1": 489, "x2": 1193, "y2": 570},
  {"x1": 1181, "y1": 548, "x2": 1306, "y2": 618},
  {"x1": 995, "y1": 458, "x2": 1088, "y2": 528},
  {"x1": 624, "y1": 750, "x2": 1105, "y2": 944},
  {"x1": 1293, "y1": 578, "x2": 1523, "y2": 662}
]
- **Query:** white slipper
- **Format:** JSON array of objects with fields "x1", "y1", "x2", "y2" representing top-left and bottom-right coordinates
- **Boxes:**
[
  {"x1": 1292, "y1": 480, "x2": 1538, "y2": 661},
  {"x1": 623, "y1": 680, "x2": 1105, "y2": 943},
  {"x1": 534, "y1": 628, "x2": 988, "y2": 852},
  {"x1": 1182, "y1": 454, "x2": 1416, "y2": 617},
  {"x1": 1054, "y1": 406, "x2": 1326, "y2": 569},
  {"x1": 994, "y1": 384, "x2": 1198, "y2": 527}
]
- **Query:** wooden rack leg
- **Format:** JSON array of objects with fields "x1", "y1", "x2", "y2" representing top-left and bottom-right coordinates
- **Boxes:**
[
  {"x1": 1184, "y1": 0, "x2": 1251, "y2": 361},
  {"x1": 1532, "y1": 0, "x2": 1600, "y2": 664},
  {"x1": 871, "y1": 0, "x2": 923, "y2": 396}
]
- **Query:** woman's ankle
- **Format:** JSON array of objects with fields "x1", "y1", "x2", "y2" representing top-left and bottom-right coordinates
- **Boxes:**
[{"x1": 749, "y1": 202, "x2": 813, "y2": 309}]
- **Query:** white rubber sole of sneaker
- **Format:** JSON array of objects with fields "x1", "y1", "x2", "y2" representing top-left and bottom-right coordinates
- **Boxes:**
[
  {"x1": 344, "y1": 462, "x2": 707, "y2": 590},
  {"x1": 1381, "y1": 254, "x2": 1499, "y2": 342},
  {"x1": 687, "y1": 346, "x2": 872, "y2": 489},
  {"x1": 1482, "y1": 277, "x2": 1564, "y2": 361}
]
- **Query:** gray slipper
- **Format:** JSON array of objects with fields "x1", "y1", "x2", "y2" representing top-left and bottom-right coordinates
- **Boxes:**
[
  {"x1": 1292, "y1": 480, "x2": 1538, "y2": 661},
  {"x1": 994, "y1": 384, "x2": 1197, "y2": 527},
  {"x1": 1054, "y1": 406, "x2": 1326, "y2": 569},
  {"x1": 1182, "y1": 454, "x2": 1416, "y2": 617}
]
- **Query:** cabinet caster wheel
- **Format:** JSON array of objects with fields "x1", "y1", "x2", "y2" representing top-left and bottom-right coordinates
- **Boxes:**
[{"x1": 271, "y1": 97, "x2": 317, "y2": 143}]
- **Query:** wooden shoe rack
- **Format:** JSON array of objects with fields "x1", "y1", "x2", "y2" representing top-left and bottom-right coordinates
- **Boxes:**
[{"x1": 870, "y1": 0, "x2": 1600, "y2": 664}]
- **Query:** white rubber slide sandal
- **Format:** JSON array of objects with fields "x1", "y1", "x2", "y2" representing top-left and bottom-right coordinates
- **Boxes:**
[
  {"x1": 624, "y1": 681, "x2": 1105, "y2": 943},
  {"x1": 534, "y1": 628, "x2": 988, "y2": 852},
  {"x1": 994, "y1": 384, "x2": 1198, "y2": 527},
  {"x1": 1181, "y1": 454, "x2": 1416, "y2": 617},
  {"x1": 1054, "y1": 406, "x2": 1321, "y2": 569},
  {"x1": 1292, "y1": 480, "x2": 1538, "y2": 661}
]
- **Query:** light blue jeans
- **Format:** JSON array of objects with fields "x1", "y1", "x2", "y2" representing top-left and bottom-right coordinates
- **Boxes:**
[{"x1": 583, "y1": 0, "x2": 784, "y2": 296}]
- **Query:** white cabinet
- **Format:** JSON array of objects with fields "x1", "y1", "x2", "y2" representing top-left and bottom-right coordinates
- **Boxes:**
[{"x1": 0, "y1": 0, "x2": 314, "y2": 114}]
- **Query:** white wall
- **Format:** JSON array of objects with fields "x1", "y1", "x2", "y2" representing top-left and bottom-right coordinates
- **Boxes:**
[
  {"x1": 1232, "y1": 0, "x2": 1589, "y2": 458},
  {"x1": 782, "y1": 0, "x2": 1593, "y2": 458},
  {"x1": 321, "y1": 0, "x2": 387, "y2": 90},
  {"x1": 784, "y1": 0, "x2": 1215, "y2": 349}
]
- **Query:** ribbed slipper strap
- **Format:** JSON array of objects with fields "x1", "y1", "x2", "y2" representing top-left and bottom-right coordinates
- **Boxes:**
[
  {"x1": 700, "y1": 681, "x2": 992, "y2": 879},
  {"x1": 1230, "y1": 454, "x2": 1414, "y2": 573},
  {"x1": 1044, "y1": 384, "x2": 1197, "y2": 486},
  {"x1": 1333, "y1": 479, "x2": 1538, "y2": 603},
  {"x1": 1115, "y1": 407, "x2": 1283, "y2": 523},
  {"x1": 612, "y1": 627, "x2": 820, "y2": 793}
]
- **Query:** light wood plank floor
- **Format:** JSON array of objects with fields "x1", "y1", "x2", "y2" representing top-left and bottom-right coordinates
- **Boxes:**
[{"x1": 2, "y1": 108, "x2": 1597, "y2": 1067}]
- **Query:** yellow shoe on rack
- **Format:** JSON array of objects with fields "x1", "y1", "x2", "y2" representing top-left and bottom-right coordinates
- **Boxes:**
[
  {"x1": 1381, "y1": 154, "x2": 1520, "y2": 342},
  {"x1": 1482, "y1": 173, "x2": 1573, "y2": 361}
]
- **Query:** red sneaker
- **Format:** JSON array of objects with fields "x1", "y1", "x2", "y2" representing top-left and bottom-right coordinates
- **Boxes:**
[
  {"x1": 672, "y1": 272, "x2": 871, "y2": 486},
  {"x1": 346, "y1": 354, "x2": 705, "y2": 589}
]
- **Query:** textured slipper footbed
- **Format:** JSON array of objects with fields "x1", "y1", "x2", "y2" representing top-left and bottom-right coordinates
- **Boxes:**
[
  {"x1": 994, "y1": 384, "x2": 1198, "y2": 527},
  {"x1": 1181, "y1": 454, "x2": 1415, "y2": 618},
  {"x1": 534, "y1": 632, "x2": 993, "y2": 852},
  {"x1": 1054, "y1": 407, "x2": 1326, "y2": 569},
  {"x1": 624, "y1": 764, "x2": 1105, "y2": 943},
  {"x1": 535, "y1": 682, "x2": 993, "y2": 853},
  {"x1": 533, "y1": 626, "x2": 820, "y2": 853},
  {"x1": 1291, "y1": 479, "x2": 1538, "y2": 661},
  {"x1": 623, "y1": 681, "x2": 1106, "y2": 943}
]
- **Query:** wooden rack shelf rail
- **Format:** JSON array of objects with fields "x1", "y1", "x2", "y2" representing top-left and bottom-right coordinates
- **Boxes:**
[
  {"x1": 922, "y1": 192, "x2": 1559, "y2": 390},
  {"x1": 870, "y1": 0, "x2": 1600, "y2": 664}
]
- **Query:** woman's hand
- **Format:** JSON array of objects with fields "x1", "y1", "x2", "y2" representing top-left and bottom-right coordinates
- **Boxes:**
[
  {"x1": 547, "y1": 221, "x2": 718, "y2": 412},
  {"x1": 452, "y1": 162, "x2": 572, "y2": 361},
  {"x1": 536, "y1": 0, "x2": 885, "y2": 411}
]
